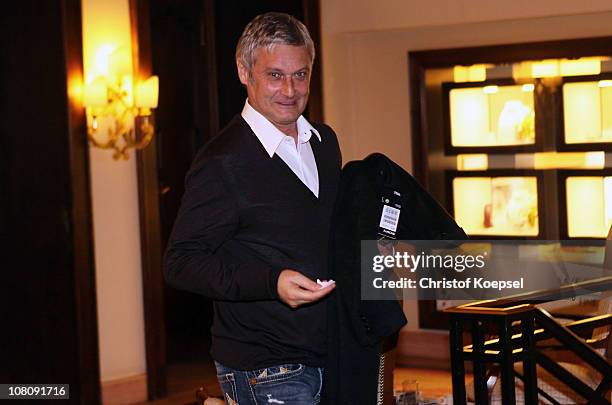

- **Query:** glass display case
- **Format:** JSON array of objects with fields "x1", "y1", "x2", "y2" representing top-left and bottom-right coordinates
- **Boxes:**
[
  {"x1": 449, "y1": 171, "x2": 541, "y2": 237},
  {"x1": 444, "y1": 80, "x2": 538, "y2": 153},
  {"x1": 560, "y1": 75, "x2": 612, "y2": 150},
  {"x1": 410, "y1": 39, "x2": 612, "y2": 330},
  {"x1": 559, "y1": 169, "x2": 612, "y2": 239}
]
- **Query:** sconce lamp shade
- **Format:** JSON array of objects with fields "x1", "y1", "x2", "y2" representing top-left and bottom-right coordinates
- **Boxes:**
[
  {"x1": 108, "y1": 47, "x2": 132, "y2": 76},
  {"x1": 135, "y1": 76, "x2": 159, "y2": 109},
  {"x1": 84, "y1": 77, "x2": 108, "y2": 107}
]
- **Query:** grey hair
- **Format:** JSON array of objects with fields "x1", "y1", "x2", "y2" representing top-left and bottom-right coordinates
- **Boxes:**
[{"x1": 236, "y1": 12, "x2": 315, "y2": 75}]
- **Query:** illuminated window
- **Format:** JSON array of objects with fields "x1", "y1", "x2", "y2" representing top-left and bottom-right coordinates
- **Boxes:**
[
  {"x1": 449, "y1": 85, "x2": 535, "y2": 147},
  {"x1": 453, "y1": 176, "x2": 539, "y2": 236}
]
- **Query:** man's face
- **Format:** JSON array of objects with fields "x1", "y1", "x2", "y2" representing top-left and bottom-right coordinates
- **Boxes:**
[{"x1": 237, "y1": 44, "x2": 311, "y2": 133}]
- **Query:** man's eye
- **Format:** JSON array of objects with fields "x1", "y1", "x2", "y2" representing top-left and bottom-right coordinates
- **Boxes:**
[
  {"x1": 269, "y1": 72, "x2": 282, "y2": 79},
  {"x1": 294, "y1": 72, "x2": 307, "y2": 80}
]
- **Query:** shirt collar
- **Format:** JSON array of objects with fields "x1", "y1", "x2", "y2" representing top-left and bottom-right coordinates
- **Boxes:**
[{"x1": 241, "y1": 99, "x2": 321, "y2": 157}]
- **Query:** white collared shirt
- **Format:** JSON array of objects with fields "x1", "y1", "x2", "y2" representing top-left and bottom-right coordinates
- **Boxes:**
[{"x1": 241, "y1": 100, "x2": 320, "y2": 197}]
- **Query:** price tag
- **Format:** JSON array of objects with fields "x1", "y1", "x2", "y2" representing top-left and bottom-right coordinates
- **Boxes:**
[{"x1": 378, "y1": 189, "x2": 402, "y2": 239}]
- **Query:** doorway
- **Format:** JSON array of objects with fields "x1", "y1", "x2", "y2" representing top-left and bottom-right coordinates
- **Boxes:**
[{"x1": 145, "y1": 0, "x2": 322, "y2": 398}]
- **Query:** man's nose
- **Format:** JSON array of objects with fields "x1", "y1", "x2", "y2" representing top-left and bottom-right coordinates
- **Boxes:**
[{"x1": 280, "y1": 76, "x2": 295, "y2": 97}]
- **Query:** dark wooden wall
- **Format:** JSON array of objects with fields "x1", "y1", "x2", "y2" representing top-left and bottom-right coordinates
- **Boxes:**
[
  {"x1": 1, "y1": 1, "x2": 100, "y2": 403},
  {"x1": 214, "y1": 0, "x2": 315, "y2": 129}
]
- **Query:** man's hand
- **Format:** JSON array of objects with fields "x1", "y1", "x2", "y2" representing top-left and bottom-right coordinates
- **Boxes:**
[{"x1": 277, "y1": 269, "x2": 335, "y2": 308}]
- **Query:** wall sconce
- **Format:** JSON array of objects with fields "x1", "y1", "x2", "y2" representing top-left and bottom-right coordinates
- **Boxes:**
[{"x1": 83, "y1": 48, "x2": 159, "y2": 160}]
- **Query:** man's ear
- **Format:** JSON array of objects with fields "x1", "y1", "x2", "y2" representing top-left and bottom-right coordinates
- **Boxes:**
[{"x1": 237, "y1": 60, "x2": 249, "y2": 85}]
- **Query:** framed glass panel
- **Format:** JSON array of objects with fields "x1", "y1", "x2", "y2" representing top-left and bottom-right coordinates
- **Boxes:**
[
  {"x1": 452, "y1": 175, "x2": 539, "y2": 237},
  {"x1": 565, "y1": 175, "x2": 612, "y2": 238},
  {"x1": 448, "y1": 83, "x2": 535, "y2": 148},
  {"x1": 563, "y1": 80, "x2": 612, "y2": 145}
]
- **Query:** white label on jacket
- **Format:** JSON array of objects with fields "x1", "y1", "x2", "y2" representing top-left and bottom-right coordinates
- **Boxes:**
[{"x1": 379, "y1": 205, "x2": 400, "y2": 233}]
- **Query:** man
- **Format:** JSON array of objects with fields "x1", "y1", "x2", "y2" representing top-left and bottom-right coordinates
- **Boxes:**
[{"x1": 164, "y1": 12, "x2": 341, "y2": 405}]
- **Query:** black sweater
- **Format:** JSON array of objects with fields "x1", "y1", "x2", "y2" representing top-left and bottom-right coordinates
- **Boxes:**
[{"x1": 164, "y1": 115, "x2": 341, "y2": 370}]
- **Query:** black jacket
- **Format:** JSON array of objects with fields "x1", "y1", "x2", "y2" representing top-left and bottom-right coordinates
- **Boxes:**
[{"x1": 324, "y1": 153, "x2": 467, "y2": 404}]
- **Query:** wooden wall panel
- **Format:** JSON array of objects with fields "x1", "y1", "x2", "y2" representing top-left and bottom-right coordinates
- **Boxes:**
[{"x1": 0, "y1": 1, "x2": 100, "y2": 403}]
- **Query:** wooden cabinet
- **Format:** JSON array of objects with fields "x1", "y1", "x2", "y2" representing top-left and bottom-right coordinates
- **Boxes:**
[{"x1": 409, "y1": 37, "x2": 612, "y2": 329}]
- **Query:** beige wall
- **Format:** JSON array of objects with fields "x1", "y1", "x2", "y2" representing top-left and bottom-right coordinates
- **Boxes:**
[
  {"x1": 323, "y1": 0, "x2": 612, "y2": 33},
  {"x1": 82, "y1": 0, "x2": 147, "y2": 386},
  {"x1": 320, "y1": 2, "x2": 612, "y2": 330}
]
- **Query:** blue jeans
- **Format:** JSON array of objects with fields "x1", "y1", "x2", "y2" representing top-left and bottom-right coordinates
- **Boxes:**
[{"x1": 214, "y1": 361, "x2": 323, "y2": 405}]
